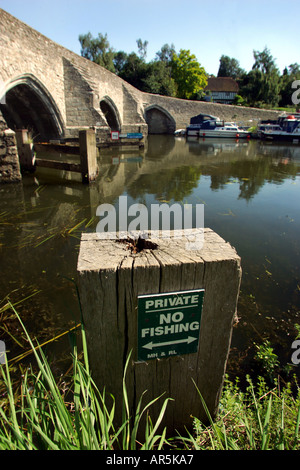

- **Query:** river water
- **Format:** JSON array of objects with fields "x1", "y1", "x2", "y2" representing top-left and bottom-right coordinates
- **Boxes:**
[{"x1": 1, "y1": 135, "x2": 300, "y2": 380}]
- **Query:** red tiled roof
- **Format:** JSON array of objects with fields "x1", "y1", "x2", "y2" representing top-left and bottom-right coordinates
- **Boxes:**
[{"x1": 204, "y1": 77, "x2": 239, "y2": 92}]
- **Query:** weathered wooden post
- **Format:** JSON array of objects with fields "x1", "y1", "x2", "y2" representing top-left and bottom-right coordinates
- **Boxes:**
[
  {"x1": 77, "y1": 229, "x2": 241, "y2": 433},
  {"x1": 15, "y1": 129, "x2": 35, "y2": 172},
  {"x1": 79, "y1": 129, "x2": 98, "y2": 183}
]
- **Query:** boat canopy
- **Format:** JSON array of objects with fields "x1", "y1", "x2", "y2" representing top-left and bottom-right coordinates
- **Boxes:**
[{"x1": 189, "y1": 113, "x2": 220, "y2": 125}]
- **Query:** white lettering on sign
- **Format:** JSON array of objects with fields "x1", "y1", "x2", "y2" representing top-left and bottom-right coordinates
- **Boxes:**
[
  {"x1": 138, "y1": 289, "x2": 204, "y2": 361},
  {"x1": 141, "y1": 320, "x2": 200, "y2": 338},
  {"x1": 160, "y1": 311, "x2": 184, "y2": 324},
  {"x1": 145, "y1": 294, "x2": 199, "y2": 311}
]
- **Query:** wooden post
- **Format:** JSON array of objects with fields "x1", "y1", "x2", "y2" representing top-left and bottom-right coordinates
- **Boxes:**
[
  {"x1": 79, "y1": 129, "x2": 98, "y2": 183},
  {"x1": 15, "y1": 129, "x2": 35, "y2": 172},
  {"x1": 77, "y1": 229, "x2": 242, "y2": 434}
]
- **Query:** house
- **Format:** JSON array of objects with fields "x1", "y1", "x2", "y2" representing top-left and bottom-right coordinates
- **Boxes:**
[{"x1": 204, "y1": 77, "x2": 239, "y2": 104}]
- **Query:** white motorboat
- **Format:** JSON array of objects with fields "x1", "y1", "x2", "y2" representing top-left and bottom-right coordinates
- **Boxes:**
[
  {"x1": 186, "y1": 113, "x2": 250, "y2": 139},
  {"x1": 197, "y1": 120, "x2": 250, "y2": 139}
]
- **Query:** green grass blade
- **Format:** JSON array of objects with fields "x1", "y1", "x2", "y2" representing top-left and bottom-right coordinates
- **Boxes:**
[{"x1": 292, "y1": 404, "x2": 300, "y2": 450}]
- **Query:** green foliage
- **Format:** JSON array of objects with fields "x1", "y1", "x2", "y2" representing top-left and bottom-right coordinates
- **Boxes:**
[
  {"x1": 192, "y1": 375, "x2": 300, "y2": 450},
  {"x1": 136, "y1": 38, "x2": 148, "y2": 61},
  {"x1": 279, "y1": 64, "x2": 300, "y2": 107},
  {"x1": 295, "y1": 323, "x2": 300, "y2": 340},
  {"x1": 218, "y1": 55, "x2": 245, "y2": 79},
  {"x1": 1, "y1": 302, "x2": 300, "y2": 450},
  {"x1": 239, "y1": 67, "x2": 281, "y2": 108},
  {"x1": 78, "y1": 32, "x2": 206, "y2": 99},
  {"x1": 171, "y1": 49, "x2": 207, "y2": 100},
  {"x1": 217, "y1": 48, "x2": 300, "y2": 109},
  {"x1": 78, "y1": 30, "x2": 300, "y2": 107},
  {"x1": 143, "y1": 60, "x2": 177, "y2": 97},
  {"x1": 254, "y1": 340, "x2": 280, "y2": 382},
  {"x1": 233, "y1": 94, "x2": 246, "y2": 106},
  {"x1": 0, "y1": 304, "x2": 170, "y2": 450},
  {"x1": 79, "y1": 32, "x2": 116, "y2": 73},
  {"x1": 237, "y1": 47, "x2": 287, "y2": 108},
  {"x1": 117, "y1": 52, "x2": 148, "y2": 90}
]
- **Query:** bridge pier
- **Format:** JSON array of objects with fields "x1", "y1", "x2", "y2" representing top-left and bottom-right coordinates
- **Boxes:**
[{"x1": 0, "y1": 112, "x2": 22, "y2": 183}]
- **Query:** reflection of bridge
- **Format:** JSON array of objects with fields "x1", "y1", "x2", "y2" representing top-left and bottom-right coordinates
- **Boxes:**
[{"x1": 0, "y1": 8, "x2": 281, "y2": 144}]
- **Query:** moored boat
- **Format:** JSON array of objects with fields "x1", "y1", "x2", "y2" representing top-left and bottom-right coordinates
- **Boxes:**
[
  {"x1": 260, "y1": 114, "x2": 300, "y2": 143},
  {"x1": 257, "y1": 122, "x2": 282, "y2": 138},
  {"x1": 186, "y1": 113, "x2": 250, "y2": 139},
  {"x1": 186, "y1": 113, "x2": 220, "y2": 137},
  {"x1": 197, "y1": 120, "x2": 250, "y2": 139}
]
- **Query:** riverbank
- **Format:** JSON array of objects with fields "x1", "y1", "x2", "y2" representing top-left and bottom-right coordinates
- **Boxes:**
[{"x1": 1, "y1": 300, "x2": 300, "y2": 450}]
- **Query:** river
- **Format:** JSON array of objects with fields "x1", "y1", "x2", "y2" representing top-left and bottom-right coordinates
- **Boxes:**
[{"x1": 1, "y1": 135, "x2": 300, "y2": 382}]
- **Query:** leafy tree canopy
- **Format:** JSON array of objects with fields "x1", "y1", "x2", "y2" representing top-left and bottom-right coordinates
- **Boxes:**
[
  {"x1": 171, "y1": 49, "x2": 207, "y2": 99},
  {"x1": 217, "y1": 55, "x2": 245, "y2": 79},
  {"x1": 79, "y1": 32, "x2": 115, "y2": 73},
  {"x1": 79, "y1": 32, "x2": 300, "y2": 107}
]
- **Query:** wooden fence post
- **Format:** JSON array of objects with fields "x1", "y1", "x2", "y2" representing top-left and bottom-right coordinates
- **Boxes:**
[
  {"x1": 77, "y1": 229, "x2": 242, "y2": 434},
  {"x1": 79, "y1": 129, "x2": 98, "y2": 183},
  {"x1": 15, "y1": 129, "x2": 35, "y2": 172}
]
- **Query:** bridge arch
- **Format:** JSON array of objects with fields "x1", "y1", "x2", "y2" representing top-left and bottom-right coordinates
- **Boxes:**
[
  {"x1": 100, "y1": 96, "x2": 121, "y2": 132},
  {"x1": 144, "y1": 105, "x2": 176, "y2": 134},
  {"x1": 0, "y1": 74, "x2": 64, "y2": 141}
]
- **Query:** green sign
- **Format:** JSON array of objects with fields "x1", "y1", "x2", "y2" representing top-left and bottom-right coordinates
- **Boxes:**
[{"x1": 137, "y1": 289, "x2": 204, "y2": 362}]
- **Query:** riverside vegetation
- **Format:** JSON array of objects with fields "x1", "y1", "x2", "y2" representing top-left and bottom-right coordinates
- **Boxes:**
[
  {"x1": 79, "y1": 31, "x2": 300, "y2": 108},
  {"x1": 0, "y1": 298, "x2": 300, "y2": 450}
]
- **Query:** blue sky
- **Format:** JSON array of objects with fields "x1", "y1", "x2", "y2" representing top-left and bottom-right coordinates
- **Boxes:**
[{"x1": 1, "y1": 0, "x2": 299, "y2": 75}]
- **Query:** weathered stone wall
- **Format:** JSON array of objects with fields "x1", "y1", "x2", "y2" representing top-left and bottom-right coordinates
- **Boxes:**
[
  {"x1": 142, "y1": 93, "x2": 281, "y2": 131},
  {"x1": 0, "y1": 111, "x2": 21, "y2": 183}
]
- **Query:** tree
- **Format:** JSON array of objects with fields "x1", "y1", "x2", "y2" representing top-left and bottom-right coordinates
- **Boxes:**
[
  {"x1": 113, "y1": 51, "x2": 128, "y2": 76},
  {"x1": 79, "y1": 32, "x2": 115, "y2": 73},
  {"x1": 217, "y1": 55, "x2": 244, "y2": 79},
  {"x1": 143, "y1": 43, "x2": 177, "y2": 96},
  {"x1": 252, "y1": 47, "x2": 278, "y2": 75},
  {"x1": 279, "y1": 63, "x2": 300, "y2": 107},
  {"x1": 136, "y1": 39, "x2": 148, "y2": 60},
  {"x1": 171, "y1": 49, "x2": 207, "y2": 100},
  {"x1": 117, "y1": 52, "x2": 148, "y2": 90},
  {"x1": 238, "y1": 47, "x2": 281, "y2": 107},
  {"x1": 143, "y1": 61, "x2": 177, "y2": 96},
  {"x1": 155, "y1": 43, "x2": 176, "y2": 64}
]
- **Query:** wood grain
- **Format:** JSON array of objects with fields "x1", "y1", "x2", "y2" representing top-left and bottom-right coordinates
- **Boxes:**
[{"x1": 77, "y1": 229, "x2": 242, "y2": 432}]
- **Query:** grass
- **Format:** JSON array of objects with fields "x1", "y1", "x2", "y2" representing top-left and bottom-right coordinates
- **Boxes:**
[
  {"x1": 1, "y1": 301, "x2": 300, "y2": 450},
  {"x1": 0, "y1": 303, "x2": 171, "y2": 450},
  {"x1": 190, "y1": 375, "x2": 300, "y2": 450}
]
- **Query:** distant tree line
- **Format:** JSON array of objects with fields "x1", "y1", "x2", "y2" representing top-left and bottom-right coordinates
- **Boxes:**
[
  {"x1": 78, "y1": 32, "x2": 207, "y2": 100},
  {"x1": 218, "y1": 48, "x2": 300, "y2": 108},
  {"x1": 79, "y1": 32, "x2": 299, "y2": 108}
]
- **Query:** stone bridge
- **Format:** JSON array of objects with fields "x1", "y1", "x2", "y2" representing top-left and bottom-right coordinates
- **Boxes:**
[{"x1": 0, "y1": 8, "x2": 281, "y2": 146}]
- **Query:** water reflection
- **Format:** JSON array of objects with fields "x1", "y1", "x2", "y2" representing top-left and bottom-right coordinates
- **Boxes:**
[{"x1": 0, "y1": 136, "x2": 299, "y2": 380}]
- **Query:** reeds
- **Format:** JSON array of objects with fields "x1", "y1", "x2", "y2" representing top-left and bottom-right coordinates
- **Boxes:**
[
  {"x1": 1, "y1": 301, "x2": 300, "y2": 450},
  {"x1": 0, "y1": 303, "x2": 170, "y2": 450}
]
